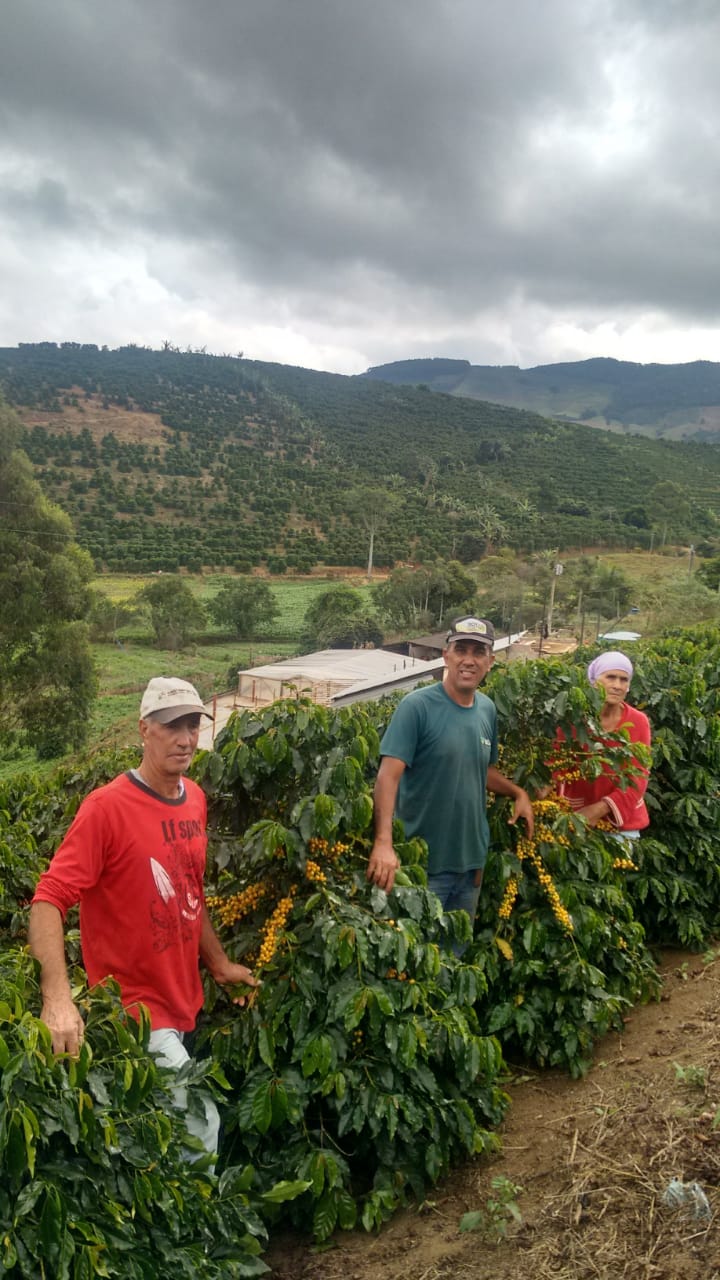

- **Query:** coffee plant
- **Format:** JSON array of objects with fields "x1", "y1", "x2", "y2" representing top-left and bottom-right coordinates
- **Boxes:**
[
  {"x1": 0, "y1": 949, "x2": 296, "y2": 1278},
  {"x1": 474, "y1": 793, "x2": 659, "y2": 1076},
  {"x1": 623, "y1": 627, "x2": 720, "y2": 947},
  {"x1": 197, "y1": 703, "x2": 507, "y2": 1238}
]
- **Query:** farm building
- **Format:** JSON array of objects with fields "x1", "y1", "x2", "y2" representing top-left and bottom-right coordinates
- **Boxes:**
[
  {"x1": 382, "y1": 630, "x2": 448, "y2": 661},
  {"x1": 199, "y1": 648, "x2": 442, "y2": 747},
  {"x1": 199, "y1": 631, "x2": 529, "y2": 747},
  {"x1": 234, "y1": 648, "x2": 440, "y2": 706}
]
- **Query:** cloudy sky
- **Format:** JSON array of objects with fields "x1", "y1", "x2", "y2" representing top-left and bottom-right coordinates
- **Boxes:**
[{"x1": 1, "y1": 0, "x2": 719, "y2": 374}]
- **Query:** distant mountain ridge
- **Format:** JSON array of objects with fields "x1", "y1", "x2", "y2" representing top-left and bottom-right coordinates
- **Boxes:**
[{"x1": 361, "y1": 357, "x2": 720, "y2": 440}]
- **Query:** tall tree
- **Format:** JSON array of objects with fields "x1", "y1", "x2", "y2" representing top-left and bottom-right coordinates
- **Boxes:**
[
  {"x1": 373, "y1": 559, "x2": 476, "y2": 630},
  {"x1": 302, "y1": 586, "x2": 382, "y2": 650},
  {"x1": 208, "y1": 577, "x2": 279, "y2": 639},
  {"x1": 347, "y1": 488, "x2": 400, "y2": 581},
  {"x1": 136, "y1": 576, "x2": 206, "y2": 649},
  {"x1": 474, "y1": 502, "x2": 508, "y2": 555},
  {"x1": 87, "y1": 592, "x2": 137, "y2": 642},
  {"x1": 0, "y1": 397, "x2": 96, "y2": 757},
  {"x1": 646, "y1": 481, "x2": 691, "y2": 547}
]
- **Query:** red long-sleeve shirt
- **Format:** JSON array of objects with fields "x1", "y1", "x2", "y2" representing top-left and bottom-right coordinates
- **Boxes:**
[
  {"x1": 555, "y1": 702, "x2": 651, "y2": 831},
  {"x1": 32, "y1": 772, "x2": 207, "y2": 1030}
]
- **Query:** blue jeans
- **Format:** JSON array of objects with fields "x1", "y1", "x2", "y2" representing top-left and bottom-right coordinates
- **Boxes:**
[{"x1": 428, "y1": 869, "x2": 483, "y2": 956}]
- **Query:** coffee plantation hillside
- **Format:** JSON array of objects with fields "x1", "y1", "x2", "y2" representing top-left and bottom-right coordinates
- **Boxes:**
[
  {"x1": 1, "y1": 629, "x2": 719, "y2": 1272},
  {"x1": 3, "y1": 343, "x2": 720, "y2": 572}
]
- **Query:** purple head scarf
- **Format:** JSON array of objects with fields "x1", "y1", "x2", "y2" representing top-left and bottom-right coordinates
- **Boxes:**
[{"x1": 587, "y1": 651, "x2": 634, "y2": 685}]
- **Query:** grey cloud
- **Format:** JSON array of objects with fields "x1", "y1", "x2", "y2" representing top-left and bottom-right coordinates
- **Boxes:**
[{"x1": 1, "y1": 0, "x2": 720, "y2": 366}]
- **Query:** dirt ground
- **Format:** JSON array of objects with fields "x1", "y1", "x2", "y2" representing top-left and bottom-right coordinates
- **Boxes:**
[{"x1": 268, "y1": 949, "x2": 720, "y2": 1280}]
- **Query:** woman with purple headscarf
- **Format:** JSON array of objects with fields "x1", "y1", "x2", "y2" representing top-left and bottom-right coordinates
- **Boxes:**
[{"x1": 556, "y1": 651, "x2": 651, "y2": 836}]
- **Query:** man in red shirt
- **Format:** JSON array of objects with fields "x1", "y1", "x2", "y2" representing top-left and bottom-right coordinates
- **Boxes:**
[{"x1": 29, "y1": 676, "x2": 256, "y2": 1157}]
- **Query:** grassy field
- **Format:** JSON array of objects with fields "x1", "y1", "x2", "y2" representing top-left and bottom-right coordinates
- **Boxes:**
[
  {"x1": 0, "y1": 639, "x2": 301, "y2": 782},
  {"x1": 0, "y1": 574, "x2": 375, "y2": 778},
  {"x1": 599, "y1": 548, "x2": 694, "y2": 587},
  {"x1": 89, "y1": 639, "x2": 298, "y2": 744},
  {"x1": 92, "y1": 572, "x2": 376, "y2": 642},
  {"x1": 85, "y1": 573, "x2": 376, "y2": 752},
  {"x1": 587, "y1": 547, "x2": 708, "y2": 638}
]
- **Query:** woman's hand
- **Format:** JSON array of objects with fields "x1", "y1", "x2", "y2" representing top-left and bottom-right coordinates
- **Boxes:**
[{"x1": 577, "y1": 800, "x2": 611, "y2": 827}]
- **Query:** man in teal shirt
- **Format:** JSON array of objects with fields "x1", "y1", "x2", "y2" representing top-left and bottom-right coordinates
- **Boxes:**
[{"x1": 367, "y1": 617, "x2": 533, "y2": 930}]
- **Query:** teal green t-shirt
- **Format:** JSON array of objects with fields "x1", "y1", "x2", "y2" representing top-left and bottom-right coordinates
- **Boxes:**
[{"x1": 379, "y1": 681, "x2": 499, "y2": 874}]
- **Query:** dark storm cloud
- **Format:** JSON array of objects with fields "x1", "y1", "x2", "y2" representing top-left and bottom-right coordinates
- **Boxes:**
[{"x1": 1, "y1": 0, "x2": 719, "y2": 367}]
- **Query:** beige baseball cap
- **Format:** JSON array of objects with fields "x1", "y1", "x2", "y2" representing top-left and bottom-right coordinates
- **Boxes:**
[{"x1": 139, "y1": 677, "x2": 211, "y2": 724}]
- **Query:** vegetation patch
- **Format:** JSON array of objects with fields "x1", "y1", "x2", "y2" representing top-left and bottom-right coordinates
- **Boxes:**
[{"x1": 2, "y1": 627, "x2": 720, "y2": 1271}]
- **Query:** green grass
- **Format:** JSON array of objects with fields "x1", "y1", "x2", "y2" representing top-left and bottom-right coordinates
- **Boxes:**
[
  {"x1": 92, "y1": 573, "x2": 376, "y2": 642},
  {"x1": 0, "y1": 749, "x2": 58, "y2": 784},
  {"x1": 0, "y1": 636, "x2": 300, "y2": 781},
  {"x1": 90, "y1": 639, "x2": 298, "y2": 747},
  {"x1": 599, "y1": 549, "x2": 693, "y2": 587}
]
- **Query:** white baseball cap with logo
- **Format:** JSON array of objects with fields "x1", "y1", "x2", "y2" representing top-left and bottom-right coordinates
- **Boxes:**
[{"x1": 139, "y1": 677, "x2": 211, "y2": 724}]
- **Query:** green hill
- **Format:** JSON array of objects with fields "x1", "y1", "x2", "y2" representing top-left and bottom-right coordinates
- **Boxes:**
[
  {"x1": 362, "y1": 356, "x2": 720, "y2": 440},
  {"x1": 1, "y1": 342, "x2": 720, "y2": 573}
]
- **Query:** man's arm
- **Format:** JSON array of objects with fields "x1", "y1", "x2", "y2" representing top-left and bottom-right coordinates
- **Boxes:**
[
  {"x1": 28, "y1": 900, "x2": 85, "y2": 1056},
  {"x1": 199, "y1": 905, "x2": 259, "y2": 1001},
  {"x1": 486, "y1": 765, "x2": 535, "y2": 838},
  {"x1": 367, "y1": 755, "x2": 406, "y2": 892}
]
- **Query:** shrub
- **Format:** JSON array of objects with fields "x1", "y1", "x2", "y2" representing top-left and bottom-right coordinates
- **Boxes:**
[
  {"x1": 474, "y1": 795, "x2": 659, "y2": 1076},
  {"x1": 0, "y1": 952, "x2": 275, "y2": 1278},
  {"x1": 197, "y1": 700, "x2": 507, "y2": 1236}
]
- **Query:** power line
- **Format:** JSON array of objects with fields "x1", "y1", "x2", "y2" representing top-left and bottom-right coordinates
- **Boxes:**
[{"x1": 0, "y1": 526, "x2": 74, "y2": 539}]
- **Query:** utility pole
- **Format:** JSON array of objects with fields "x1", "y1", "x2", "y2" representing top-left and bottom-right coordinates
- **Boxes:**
[
  {"x1": 546, "y1": 557, "x2": 563, "y2": 635},
  {"x1": 577, "y1": 589, "x2": 585, "y2": 646},
  {"x1": 689, "y1": 544, "x2": 695, "y2": 577}
]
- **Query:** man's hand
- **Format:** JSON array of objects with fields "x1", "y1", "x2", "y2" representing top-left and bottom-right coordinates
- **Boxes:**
[
  {"x1": 367, "y1": 840, "x2": 400, "y2": 892},
  {"x1": 214, "y1": 960, "x2": 260, "y2": 1006},
  {"x1": 487, "y1": 768, "x2": 535, "y2": 838},
  {"x1": 200, "y1": 906, "x2": 261, "y2": 1004},
  {"x1": 508, "y1": 788, "x2": 535, "y2": 838},
  {"x1": 368, "y1": 756, "x2": 406, "y2": 892},
  {"x1": 41, "y1": 995, "x2": 85, "y2": 1057}
]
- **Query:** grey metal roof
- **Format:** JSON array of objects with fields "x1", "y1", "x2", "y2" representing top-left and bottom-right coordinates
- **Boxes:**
[{"x1": 236, "y1": 648, "x2": 436, "y2": 685}]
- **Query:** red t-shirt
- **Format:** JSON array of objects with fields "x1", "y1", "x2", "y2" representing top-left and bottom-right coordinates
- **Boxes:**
[
  {"x1": 32, "y1": 772, "x2": 207, "y2": 1030},
  {"x1": 555, "y1": 702, "x2": 651, "y2": 831}
]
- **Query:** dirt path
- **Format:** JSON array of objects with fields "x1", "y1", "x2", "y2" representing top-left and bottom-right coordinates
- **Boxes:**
[{"x1": 268, "y1": 950, "x2": 720, "y2": 1280}]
